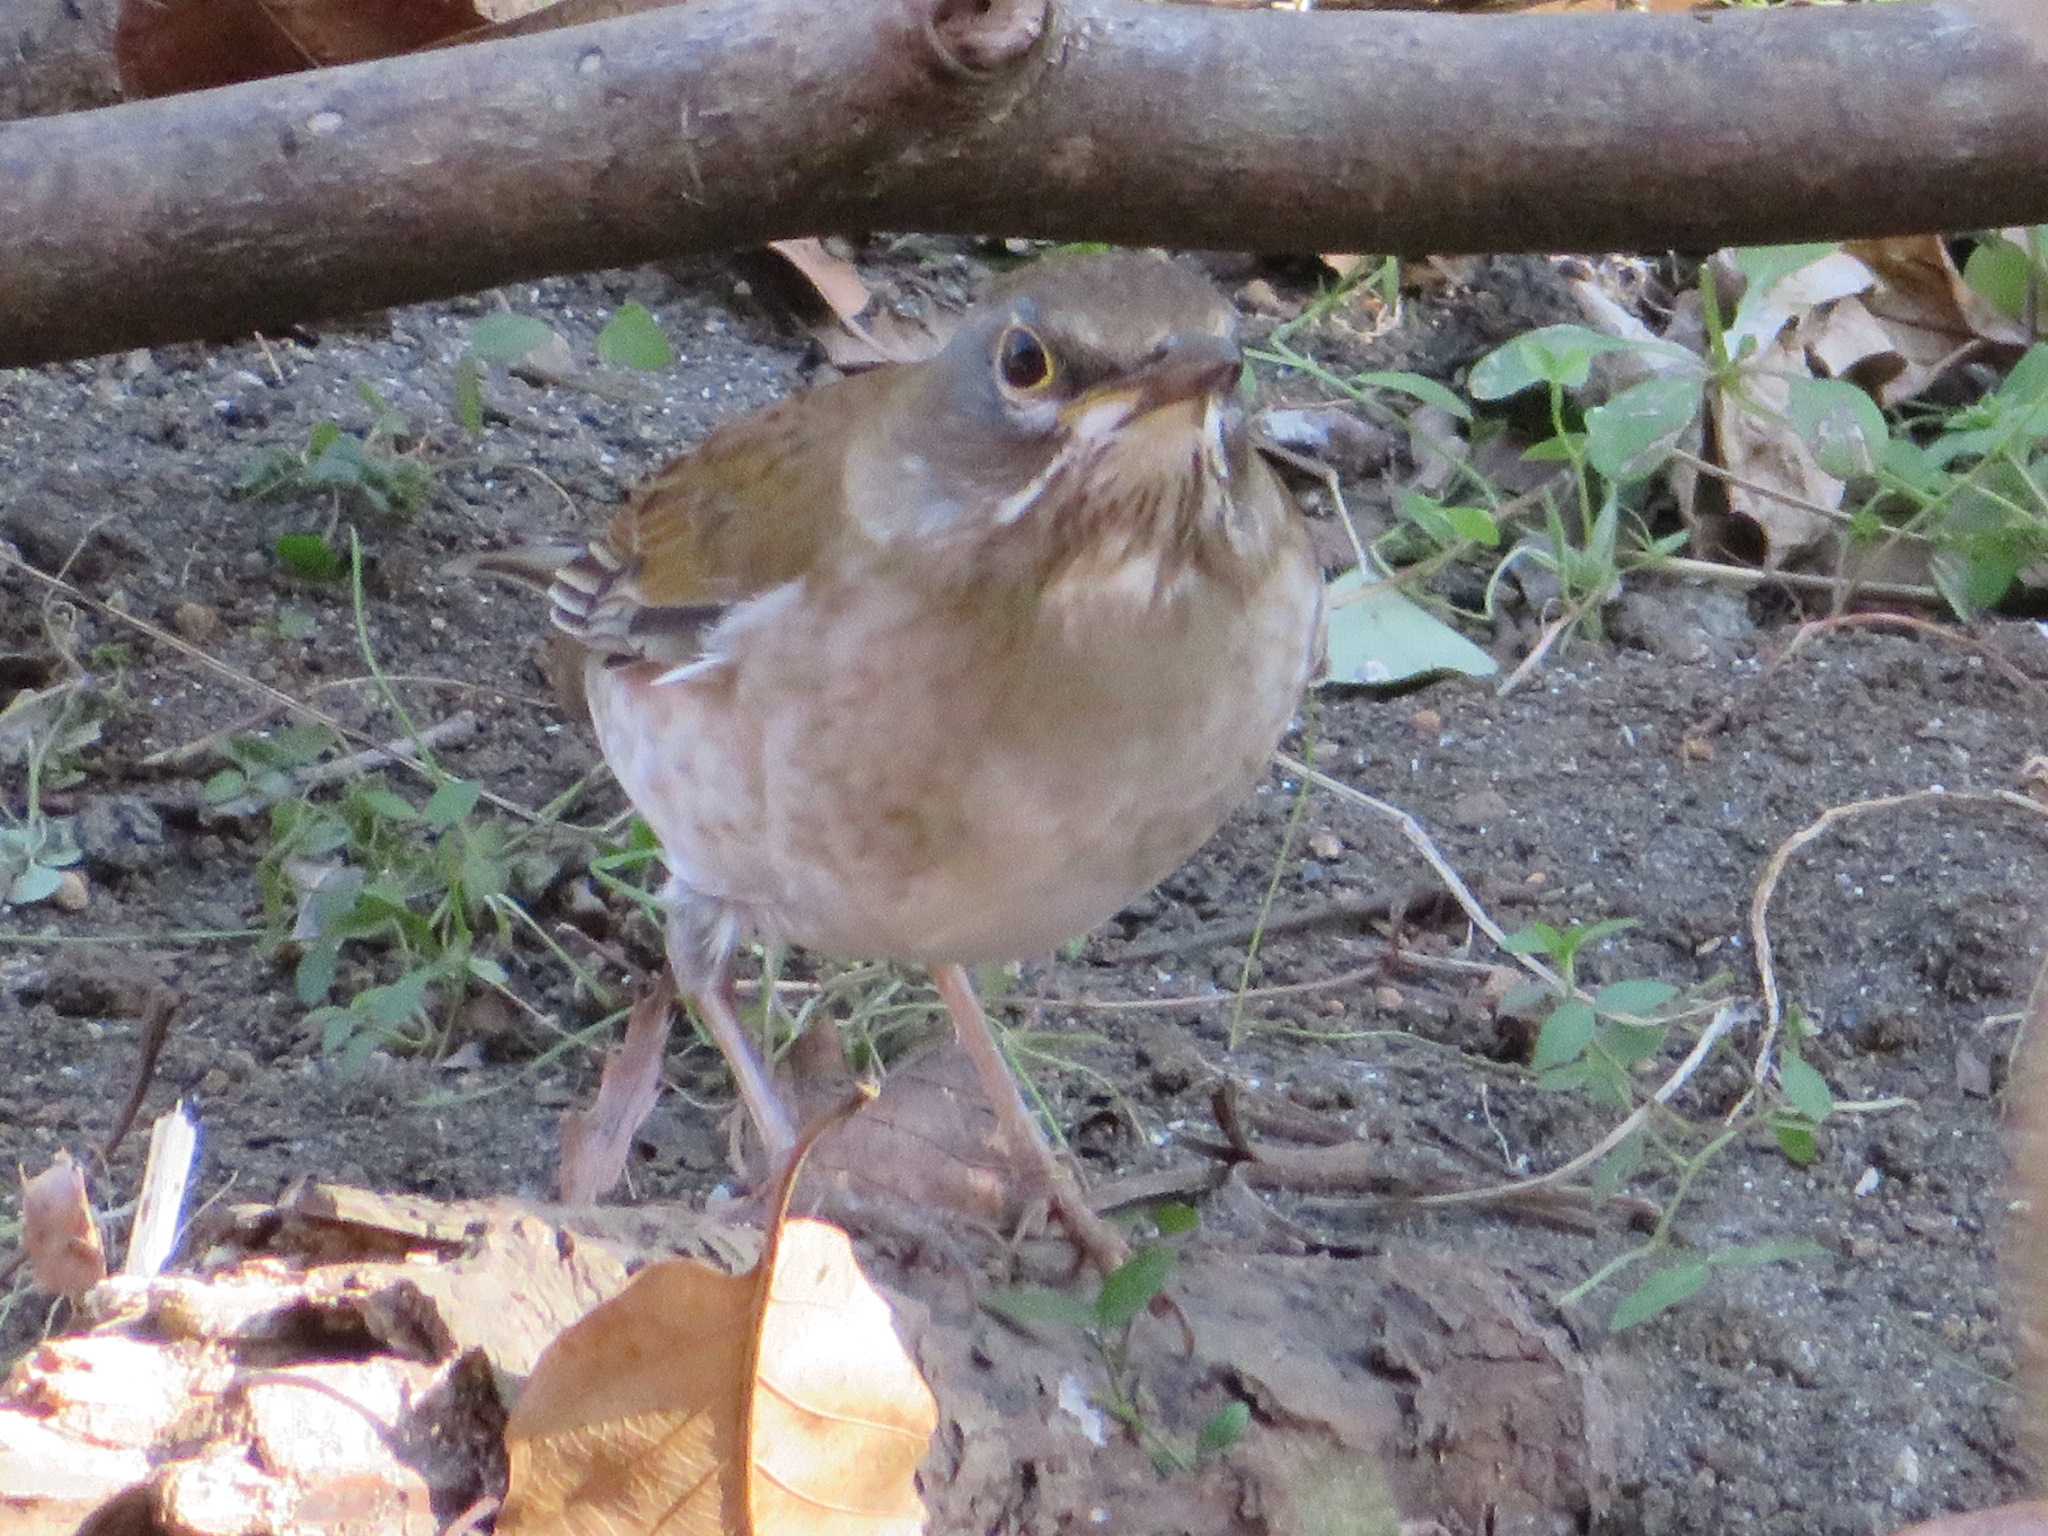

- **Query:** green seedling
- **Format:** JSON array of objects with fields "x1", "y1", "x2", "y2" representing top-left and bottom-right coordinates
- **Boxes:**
[{"x1": 985, "y1": 1207, "x2": 1249, "y2": 1475}]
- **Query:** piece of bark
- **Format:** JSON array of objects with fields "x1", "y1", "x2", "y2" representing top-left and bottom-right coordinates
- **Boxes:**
[{"x1": 1, "y1": 0, "x2": 2046, "y2": 366}]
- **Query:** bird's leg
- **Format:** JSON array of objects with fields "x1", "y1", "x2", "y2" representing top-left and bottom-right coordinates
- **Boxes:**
[
  {"x1": 929, "y1": 962, "x2": 1129, "y2": 1271},
  {"x1": 663, "y1": 894, "x2": 798, "y2": 1165}
]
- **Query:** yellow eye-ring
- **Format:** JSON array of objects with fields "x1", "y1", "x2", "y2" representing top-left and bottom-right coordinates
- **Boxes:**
[{"x1": 995, "y1": 324, "x2": 1055, "y2": 393}]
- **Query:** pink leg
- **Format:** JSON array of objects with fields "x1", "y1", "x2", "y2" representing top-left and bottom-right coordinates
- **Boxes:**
[
  {"x1": 666, "y1": 912, "x2": 797, "y2": 1162},
  {"x1": 930, "y1": 962, "x2": 1128, "y2": 1270}
]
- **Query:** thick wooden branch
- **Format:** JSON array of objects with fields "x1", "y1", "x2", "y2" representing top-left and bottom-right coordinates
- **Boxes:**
[{"x1": 1, "y1": 0, "x2": 2044, "y2": 368}]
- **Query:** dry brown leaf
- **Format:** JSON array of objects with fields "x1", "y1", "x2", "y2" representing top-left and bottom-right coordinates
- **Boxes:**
[
  {"x1": 1842, "y1": 235, "x2": 2033, "y2": 406},
  {"x1": 20, "y1": 1152, "x2": 106, "y2": 1298},
  {"x1": 502, "y1": 1217, "x2": 935, "y2": 1535},
  {"x1": 768, "y1": 239, "x2": 872, "y2": 328},
  {"x1": 558, "y1": 978, "x2": 674, "y2": 1204},
  {"x1": 1709, "y1": 333, "x2": 1843, "y2": 565},
  {"x1": 755, "y1": 242, "x2": 943, "y2": 368}
]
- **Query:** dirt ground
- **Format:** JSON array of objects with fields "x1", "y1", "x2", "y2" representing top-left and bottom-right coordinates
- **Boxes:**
[{"x1": 3, "y1": 245, "x2": 2047, "y2": 1535}]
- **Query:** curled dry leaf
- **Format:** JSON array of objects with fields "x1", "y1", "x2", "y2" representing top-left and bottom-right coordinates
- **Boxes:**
[
  {"x1": 502, "y1": 1217, "x2": 937, "y2": 1536},
  {"x1": 1710, "y1": 333, "x2": 1844, "y2": 565},
  {"x1": 1844, "y1": 235, "x2": 2035, "y2": 406},
  {"x1": 20, "y1": 1152, "x2": 106, "y2": 1298},
  {"x1": 556, "y1": 978, "x2": 674, "y2": 1204},
  {"x1": 761, "y1": 240, "x2": 945, "y2": 369}
]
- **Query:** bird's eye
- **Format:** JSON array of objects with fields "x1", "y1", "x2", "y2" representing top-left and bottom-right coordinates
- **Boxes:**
[{"x1": 995, "y1": 325, "x2": 1055, "y2": 393}]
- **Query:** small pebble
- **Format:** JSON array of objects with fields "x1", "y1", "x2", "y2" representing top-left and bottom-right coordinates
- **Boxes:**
[{"x1": 52, "y1": 871, "x2": 90, "y2": 911}]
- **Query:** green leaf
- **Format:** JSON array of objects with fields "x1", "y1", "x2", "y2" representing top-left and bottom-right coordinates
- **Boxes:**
[
  {"x1": 7, "y1": 863, "x2": 62, "y2": 905},
  {"x1": 1784, "y1": 376, "x2": 1887, "y2": 480},
  {"x1": 1563, "y1": 917, "x2": 1637, "y2": 961},
  {"x1": 467, "y1": 312, "x2": 557, "y2": 364},
  {"x1": 1521, "y1": 434, "x2": 1585, "y2": 464},
  {"x1": 1932, "y1": 545, "x2": 2021, "y2": 621},
  {"x1": 596, "y1": 303, "x2": 674, "y2": 370},
  {"x1": 1610, "y1": 1260, "x2": 1711, "y2": 1331},
  {"x1": 358, "y1": 968, "x2": 433, "y2": 1029},
  {"x1": 1319, "y1": 571, "x2": 1497, "y2": 686},
  {"x1": 454, "y1": 357, "x2": 485, "y2": 435},
  {"x1": 1591, "y1": 1128, "x2": 1645, "y2": 1196},
  {"x1": 1152, "y1": 1202, "x2": 1200, "y2": 1238},
  {"x1": 1467, "y1": 325, "x2": 1630, "y2": 399},
  {"x1": 1597, "y1": 1020, "x2": 1668, "y2": 1070},
  {"x1": 1095, "y1": 1244, "x2": 1175, "y2": 1333},
  {"x1": 981, "y1": 1285, "x2": 1098, "y2": 1332},
  {"x1": 1707, "y1": 1238, "x2": 1826, "y2": 1271},
  {"x1": 424, "y1": 778, "x2": 483, "y2": 828},
  {"x1": 356, "y1": 787, "x2": 418, "y2": 823},
  {"x1": 1585, "y1": 374, "x2": 1702, "y2": 483},
  {"x1": 1443, "y1": 504, "x2": 1502, "y2": 547},
  {"x1": 203, "y1": 768, "x2": 247, "y2": 804},
  {"x1": 1773, "y1": 1120, "x2": 1818, "y2": 1166},
  {"x1": 275, "y1": 533, "x2": 345, "y2": 582},
  {"x1": 315, "y1": 1006, "x2": 355, "y2": 1056},
  {"x1": 466, "y1": 954, "x2": 509, "y2": 987},
  {"x1": 1777, "y1": 1055, "x2": 1834, "y2": 1123},
  {"x1": 1962, "y1": 235, "x2": 2037, "y2": 320},
  {"x1": 1530, "y1": 1000, "x2": 1596, "y2": 1072},
  {"x1": 1729, "y1": 243, "x2": 1841, "y2": 334},
  {"x1": 1195, "y1": 1401, "x2": 1251, "y2": 1459},
  {"x1": 1593, "y1": 979, "x2": 1678, "y2": 1018},
  {"x1": 1502, "y1": 922, "x2": 1563, "y2": 958},
  {"x1": 295, "y1": 942, "x2": 339, "y2": 1006},
  {"x1": 1351, "y1": 369, "x2": 1471, "y2": 420}
]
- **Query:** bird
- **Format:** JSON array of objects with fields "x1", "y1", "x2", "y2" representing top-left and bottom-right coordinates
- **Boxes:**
[{"x1": 468, "y1": 251, "x2": 1324, "y2": 1267}]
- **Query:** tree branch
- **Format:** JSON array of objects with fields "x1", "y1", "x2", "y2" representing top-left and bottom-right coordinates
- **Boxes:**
[{"x1": 1, "y1": 0, "x2": 2043, "y2": 367}]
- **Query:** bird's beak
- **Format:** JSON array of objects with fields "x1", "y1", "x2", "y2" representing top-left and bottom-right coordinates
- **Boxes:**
[{"x1": 1063, "y1": 333, "x2": 1243, "y2": 429}]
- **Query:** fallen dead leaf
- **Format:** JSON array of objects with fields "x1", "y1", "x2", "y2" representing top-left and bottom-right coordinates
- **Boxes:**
[
  {"x1": 1710, "y1": 332, "x2": 1845, "y2": 565},
  {"x1": 755, "y1": 242, "x2": 946, "y2": 369},
  {"x1": 1845, "y1": 235, "x2": 2034, "y2": 405},
  {"x1": 20, "y1": 1152, "x2": 106, "y2": 1298},
  {"x1": 502, "y1": 1217, "x2": 936, "y2": 1535},
  {"x1": 557, "y1": 977, "x2": 674, "y2": 1203}
]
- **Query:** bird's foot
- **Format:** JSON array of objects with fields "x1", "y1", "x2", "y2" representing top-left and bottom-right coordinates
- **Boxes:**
[{"x1": 1007, "y1": 1152, "x2": 1129, "y2": 1275}]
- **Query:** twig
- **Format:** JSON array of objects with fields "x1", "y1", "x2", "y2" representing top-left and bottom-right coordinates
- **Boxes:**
[
  {"x1": 1112, "y1": 882, "x2": 1518, "y2": 965},
  {"x1": 140, "y1": 674, "x2": 550, "y2": 768},
  {"x1": 0, "y1": 547, "x2": 545, "y2": 823},
  {"x1": 1273, "y1": 752, "x2": 1565, "y2": 994},
  {"x1": 1397, "y1": 1000, "x2": 1747, "y2": 1209},
  {"x1": 1657, "y1": 554, "x2": 1942, "y2": 606},
  {"x1": 203, "y1": 711, "x2": 479, "y2": 818},
  {"x1": 1745, "y1": 785, "x2": 2048, "y2": 1097},
  {"x1": 101, "y1": 986, "x2": 180, "y2": 1161}
]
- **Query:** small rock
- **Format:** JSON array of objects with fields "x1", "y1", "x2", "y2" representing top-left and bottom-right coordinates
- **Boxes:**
[
  {"x1": 1450, "y1": 787, "x2": 1512, "y2": 828},
  {"x1": 1307, "y1": 830, "x2": 1343, "y2": 861},
  {"x1": 51, "y1": 870, "x2": 89, "y2": 911},
  {"x1": 1374, "y1": 985, "x2": 1403, "y2": 1011},
  {"x1": 1410, "y1": 707, "x2": 1443, "y2": 738},
  {"x1": 74, "y1": 795, "x2": 169, "y2": 877},
  {"x1": 1236, "y1": 279, "x2": 1294, "y2": 319},
  {"x1": 172, "y1": 601, "x2": 220, "y2": 643}
]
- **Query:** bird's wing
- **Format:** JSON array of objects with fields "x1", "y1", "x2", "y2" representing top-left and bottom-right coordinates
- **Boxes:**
[{"x1": 549, "y1": 366, "x2": 899, "y2": 666}]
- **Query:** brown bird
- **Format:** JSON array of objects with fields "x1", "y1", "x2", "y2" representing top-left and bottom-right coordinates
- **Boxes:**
[{"x1": 473, "y1": 252, "x2": 1322, "y2": 1265}]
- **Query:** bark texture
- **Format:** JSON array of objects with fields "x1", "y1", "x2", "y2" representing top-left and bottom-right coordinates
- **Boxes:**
[{"x1": 0, "y1": 0, "x2": 2044, "y2": 366}]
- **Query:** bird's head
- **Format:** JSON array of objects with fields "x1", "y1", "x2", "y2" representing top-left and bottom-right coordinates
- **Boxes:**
[{"x1": 863, "y1": 253, "x2": 1278, "y2": 598}]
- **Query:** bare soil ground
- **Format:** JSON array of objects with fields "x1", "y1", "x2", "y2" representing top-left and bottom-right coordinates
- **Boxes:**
[{"x1": 3, "y1": 246, "x2": 2047, "y2": 1534}]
